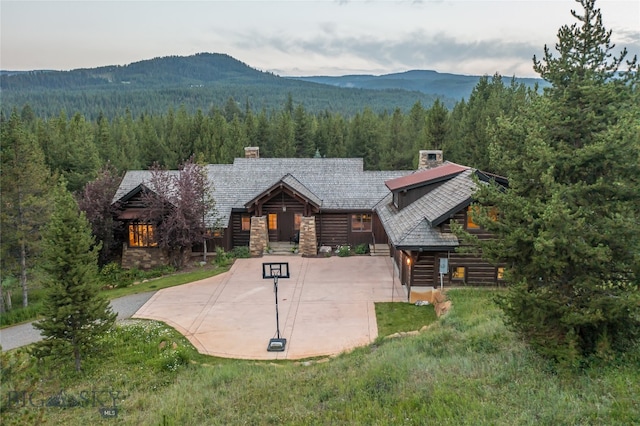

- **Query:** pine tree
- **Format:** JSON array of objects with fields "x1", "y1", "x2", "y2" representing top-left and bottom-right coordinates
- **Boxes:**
[
  {"x1": 33, "y1": 180, "x2": 116, "y2": 371},
  {"x1": 0, "y1": 110, "x2": 54, "y2": 307},
  {"x1": 467, "y1": 0, "x2": 640, "y2": 364}
]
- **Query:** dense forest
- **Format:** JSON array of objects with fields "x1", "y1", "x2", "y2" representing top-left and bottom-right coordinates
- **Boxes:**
[
  {"x1": 0, "y1": 52, "x2": 548, "y2": 119},
  {"x1": 0, "y1": 53, "x2": 449, "y2": 119},
  {"x1": 2, "y1": 74, "x2": 532, "y2": 193}
]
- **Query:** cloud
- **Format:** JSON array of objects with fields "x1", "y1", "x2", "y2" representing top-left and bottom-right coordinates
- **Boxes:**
[{"x1": 230, "y1": 26, "x2": 541, "y2": 77}]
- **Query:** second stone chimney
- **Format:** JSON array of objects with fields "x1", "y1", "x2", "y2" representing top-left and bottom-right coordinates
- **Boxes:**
[
  {"x1": 244, "y1": 147, "x2": 260, "y2": 159},
  {"x1": 418, "y1": 150, "x2": 443, "y2": 169}
]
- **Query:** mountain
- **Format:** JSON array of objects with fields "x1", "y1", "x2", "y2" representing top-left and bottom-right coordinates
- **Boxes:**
[
  {"x1": 0, "y1": 53, "x2": 544, "y2": 119},
  {"x1": 289, "y1": 70, "x2": 548, "y2": 100}
]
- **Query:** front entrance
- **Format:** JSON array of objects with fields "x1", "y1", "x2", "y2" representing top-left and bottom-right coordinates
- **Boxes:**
[{"x1": 268, "y1": 211, "x2": 301, "y2": 242}]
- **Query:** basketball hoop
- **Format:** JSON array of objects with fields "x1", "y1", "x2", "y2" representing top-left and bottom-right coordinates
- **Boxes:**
[{"x1": 262, "y1": 262, "x2": 290, "y2": 351}]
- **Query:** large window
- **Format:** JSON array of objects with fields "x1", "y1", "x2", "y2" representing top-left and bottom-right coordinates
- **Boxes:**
[
  {"x1": 351, "y1": 213, "x2": 372, "y2": 232},
  {"x1": 128, "y1": 223, "x2": 157, "y2": 247},
  {"x1": 241, "y1": 214, "x2": 251, "y2": 231}
]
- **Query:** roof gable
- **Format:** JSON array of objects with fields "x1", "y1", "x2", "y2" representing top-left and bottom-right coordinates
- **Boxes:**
[{"x1": 244, "y1": 173, "x2": 322, "y2": 210}]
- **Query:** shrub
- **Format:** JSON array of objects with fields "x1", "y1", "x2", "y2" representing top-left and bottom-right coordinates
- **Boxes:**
[
  {"x1": 337, "y1": 245, "x2": 351, "y2": 257},
  {"x1": 215, "y1": 247, "x2": 231, "y2": 266},
  {"x1": 231, "y1": 246, "x2": 251, "y2": 259},
  {"x1": 354, "y1": 243, "x2": 369, "y2": 255}
]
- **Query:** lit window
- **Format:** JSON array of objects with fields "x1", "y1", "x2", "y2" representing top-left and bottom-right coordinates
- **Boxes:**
[
  {"x1": 497, "y1": 267, "x2": 505, "y2": 280},
  {"x1": 351, "y1": 213, "x2": 372, "y2": 232},
  {"x1": 452, "y1": 266, "x2": 465, "y2": 280},
  {"x1": 128, "y1": 223, "x2": 157, "y2": 247},
  {"x1": 294, "y1": 213, "x2": 302, "y2": 231},
  {"x1": 241, "y1": 215, "x2": 251, "y2": 231},
  {"x1": 268, "y1": 213, "x2": 278, "y2": 230},
  {"x1": 466, "y1": 206, "x2": 480, "y2": 229}
]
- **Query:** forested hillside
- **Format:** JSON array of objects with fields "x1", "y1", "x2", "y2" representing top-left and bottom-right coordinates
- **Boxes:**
[
  {"x1": 0, "y1": 53, "x2": 449, "y2": 119},
  {"x1": 291, "y1": 70, "x2": 548, "y2": 100}
]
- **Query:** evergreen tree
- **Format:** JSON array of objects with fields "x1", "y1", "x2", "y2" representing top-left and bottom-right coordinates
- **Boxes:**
[
  {"x1": 293, "y1": 104, "x2": 315, "y2": 157},
  {"x1": 33, "y1": 179, "x2": 116, "y2": 371},
  {"x1": 0, "y1": 110, "x2": 54, "y2": 307},
  {"x1": 466, "y1": 0, "x2": 640, "y2": 364},
  {"x1": 423, "y1": 99, "x2": 449, "y2": 151}
]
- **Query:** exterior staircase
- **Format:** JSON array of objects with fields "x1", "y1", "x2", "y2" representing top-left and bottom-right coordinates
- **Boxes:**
[
  {"x1": 369, "y1": 243, "x2": 391, "y2": 257},
  {"x1": 265, "y1": 241, "x2": 299, "y2": 256}
]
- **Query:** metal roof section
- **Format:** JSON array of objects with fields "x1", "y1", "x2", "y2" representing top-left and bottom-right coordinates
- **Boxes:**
[{"x1": 384, "y1": 162, "x2": 469, "y2": 192}]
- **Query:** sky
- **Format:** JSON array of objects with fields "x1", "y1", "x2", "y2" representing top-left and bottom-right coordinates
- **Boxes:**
[{"x1": 1, "y1": 0, "x2": 639, "y2": 78}]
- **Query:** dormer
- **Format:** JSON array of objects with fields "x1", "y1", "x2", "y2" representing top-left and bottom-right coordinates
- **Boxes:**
[{"x1": 385, "y1": 162, "x2": 469, "y2": 210}]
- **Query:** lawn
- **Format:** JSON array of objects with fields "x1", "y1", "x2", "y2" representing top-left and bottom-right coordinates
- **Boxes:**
[
  {"x1": 0, "y1": 264, "x2": 230, "y2": 328},
  {"x1": 2, "y1": 288, "x2": 638, "y2": 425}
]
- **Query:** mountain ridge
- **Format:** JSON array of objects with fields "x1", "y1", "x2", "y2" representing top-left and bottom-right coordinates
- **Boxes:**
[{"x1": 0, "y1": 52, "x2": 546, "y2": 118}]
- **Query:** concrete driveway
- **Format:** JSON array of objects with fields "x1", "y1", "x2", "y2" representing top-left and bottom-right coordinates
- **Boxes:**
[{"x1": 133, "y1": 256, "x2": 404, "y2": 360}]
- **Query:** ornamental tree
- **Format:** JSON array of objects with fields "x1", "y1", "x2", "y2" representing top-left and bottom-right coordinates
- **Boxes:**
[
  {"x1": 76, "y1": 163, "x2": 123, "y2": 266},
  {"x1": 141, "y1": 157, "x2": 216, "y2": 269},
  {"x1": 465, "y1": 0, "x2": 640, "y2": 364}
]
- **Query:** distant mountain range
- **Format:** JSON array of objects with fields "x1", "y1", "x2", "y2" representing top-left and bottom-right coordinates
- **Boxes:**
[{"x1": 0, "y1": 53, "x2": 547, "y2": 118}]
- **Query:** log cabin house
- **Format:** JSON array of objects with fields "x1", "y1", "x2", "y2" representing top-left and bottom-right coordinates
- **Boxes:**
[{"x1": 112, "y1": 148, "x2": 506, "y2": 290}]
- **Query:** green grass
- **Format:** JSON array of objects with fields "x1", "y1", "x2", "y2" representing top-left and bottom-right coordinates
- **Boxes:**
[
  {"x1": 2, "y1": 288, "x2": 638, "y2": 425},
  {"x1": 0, "y1": 264, "x2": 230, "y2": 328},
  {"x1": 375, "y1": 301, "x2": 438, "y2": 337},
  {"x1": 101, "y1": 265, "x2": 230, "y2": 299}
]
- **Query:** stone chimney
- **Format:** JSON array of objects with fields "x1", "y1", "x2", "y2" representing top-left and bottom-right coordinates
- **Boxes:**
[
  {"x1": 418, "y1": 150, "x2": 443, "y2": 169},
  {"x1": 244, "y1": 147, "x2": 260, "y2": 159}
]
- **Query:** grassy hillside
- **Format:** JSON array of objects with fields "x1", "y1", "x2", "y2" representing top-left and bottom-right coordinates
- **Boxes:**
[{"x1": 2, "y1": 289, "x2": 637, "y2": 425}]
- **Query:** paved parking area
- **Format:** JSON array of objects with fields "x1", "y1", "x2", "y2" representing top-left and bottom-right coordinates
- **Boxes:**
[{"x1": 133, "y1": 256, "x2": 404, "y2": 360}]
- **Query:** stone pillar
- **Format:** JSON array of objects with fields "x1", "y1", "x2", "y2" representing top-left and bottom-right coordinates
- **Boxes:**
[
  {"x1": 299, "y1": 216, "x2": 318, "y2": 257},
  {"x1": 249, "y1": 216, "x2": 268, "y2": 257}
]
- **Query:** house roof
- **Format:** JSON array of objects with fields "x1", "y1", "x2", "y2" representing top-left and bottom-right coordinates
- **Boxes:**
[
  {"x1": 244, "y1": 173, "x2": 322, "y2": 210},
  {"x1": 375, "y1": 168, "x2": 479, "y2": 250},
  {"x1": 114, "y1": 157, "x2": 411, "y2": 227},
  {"x1": 385, "y1": 162, "x2": 469, "y2": 192}
]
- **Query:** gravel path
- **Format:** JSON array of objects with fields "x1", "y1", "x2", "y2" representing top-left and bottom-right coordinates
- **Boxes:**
[{"x1": 0, "y1": 291, "x2": 156, "y2": 351}]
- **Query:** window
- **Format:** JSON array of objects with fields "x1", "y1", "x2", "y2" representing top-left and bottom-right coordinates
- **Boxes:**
[
  {"x1": 241, "y1": 215, "x2": 251, "y2": 231},
  {"x1": 128, "y1": 223, "x2": 157, "y2": 247},
  {"x1": 268, "y1": 213, "x2": 278, "y2": 230},
  {"x1": 294, "y1": 213, "x2": 302, "y2": 231},
  {"x1": 467, "y1": 205, "x2": 498, "y2": 229},
  {"x1": 497, "y1": 267, "x2": 505, "y2": 280},
  {"x1": 351, "y1": 213, "x2": 372, "y2": 232},
  {"x1": 452, "y1": 266, "x2": 465, "y2": 280},
  {"x1": 466, "y1": 206, "x2": 480, "y2": 229}
]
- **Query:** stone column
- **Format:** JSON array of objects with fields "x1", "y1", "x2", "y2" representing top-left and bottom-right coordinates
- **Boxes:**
[
  {"x1": 249, "y1": 216, "x2": 268, "y2": 257},
  {"x1": 299, "y1": 216, "x2": 318, "y2": 257}
]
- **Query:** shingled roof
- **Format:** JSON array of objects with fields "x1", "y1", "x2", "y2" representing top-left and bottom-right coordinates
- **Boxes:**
[
  {"x1": 375, "y1": 168, "x2": 479, "y2": 250},
  {"x1": 113, "y1": 157, "x2": 411, "y2": 227}
]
